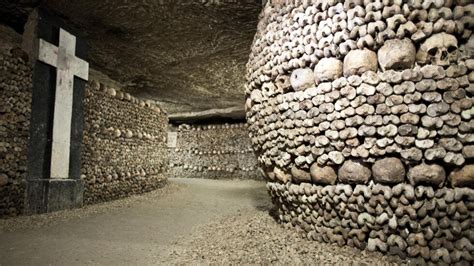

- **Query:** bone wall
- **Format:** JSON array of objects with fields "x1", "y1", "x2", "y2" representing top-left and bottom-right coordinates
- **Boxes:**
[
  {"x1": 268, "y1": 182, "x2": 474, "y2": 264},
  {"x1": 81, "y1": 81, "x2": 169, "y2": 204},
  {"x1": 168, "y1": 123, "x2": 261, "y2": 180},
  {"x1": 0, "y1": 39, "x2": 169, "y2": 217},
  {"x1": 0, "y1": 49, "x2": 31, "y2": 218},
  {"x1": 246, "y1": 0, "x2": 474, "y2": 263}
]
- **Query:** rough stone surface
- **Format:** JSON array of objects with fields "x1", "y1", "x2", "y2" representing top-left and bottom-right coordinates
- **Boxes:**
[
  {"x1": 39, "y1": 0, "x2": 261, "y2": 114},
  {"x1": 2, "y1": 1, "x2": 262, "y2": 116},
  {"x1": 338, "y1": 160, "x2": 371, "y2": 184},
  {"x1": 372, "y1": 158, "x2": 405, "y2": 184}
]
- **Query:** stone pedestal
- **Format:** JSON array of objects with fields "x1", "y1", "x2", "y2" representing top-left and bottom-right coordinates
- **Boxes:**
[{"x1": 26, "y1": 179, "x2": 84, "y2": 214}]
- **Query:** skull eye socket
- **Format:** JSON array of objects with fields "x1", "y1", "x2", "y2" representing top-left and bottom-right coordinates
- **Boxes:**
[
  {"x1": 447, "y1": 46, "x2": 457, "y2": 53},
  {"x1": 427, "y1": 48, "x2": 438, "y2": 56}
]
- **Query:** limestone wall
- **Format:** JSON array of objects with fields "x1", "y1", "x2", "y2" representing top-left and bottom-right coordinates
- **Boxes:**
[
  {"x1": 81, "y1": 81, "x2": 169, "y2": 204},
  {"x1": 0, "y1": 49, "x2": 31, "y2": 217},
  {"x1": 168, "y1": 123, "x2": 261, "y2": 180},
  {"x1": 246, "y1": 0, "x2": 474, "y2": 264}
]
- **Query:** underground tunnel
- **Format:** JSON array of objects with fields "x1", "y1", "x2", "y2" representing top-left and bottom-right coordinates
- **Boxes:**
[{"x1": 0, "y1": 0, "x2": 473, "y2": 264}]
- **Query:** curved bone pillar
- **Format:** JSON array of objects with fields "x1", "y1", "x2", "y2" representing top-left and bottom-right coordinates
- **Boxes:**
[{"x1": 246, "y1": 1, "x2": 474, "y2": 263}]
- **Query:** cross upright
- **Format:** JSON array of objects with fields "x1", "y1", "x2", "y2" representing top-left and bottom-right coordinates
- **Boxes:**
[{"x1": 38, "y1": 28, "x2": 89, "y2": 178}]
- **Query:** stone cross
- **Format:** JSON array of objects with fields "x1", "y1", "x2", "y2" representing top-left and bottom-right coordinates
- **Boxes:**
[{"x1": 37, "y1": 28, "x2": 89, "y2": 178}]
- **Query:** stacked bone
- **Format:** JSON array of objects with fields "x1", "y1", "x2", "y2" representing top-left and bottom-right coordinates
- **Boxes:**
[
  {"x1": 168, "y1": 123, "x2": 261, "y2": 179},
  {"x1": 0, "y1": 49, "x2": 31, "y2": 218},
  {"x1": 268, "y1": 182, "x2": 474, "y2": 264},
  {"x1": 81, "y1": 80, "x2": 169, "y2": 204},
  {"x1": 245, "y1": 0, "x2": 474, "y2": 263}
]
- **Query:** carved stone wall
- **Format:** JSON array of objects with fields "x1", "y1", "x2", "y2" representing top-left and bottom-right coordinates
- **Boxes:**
[
  {"x1": 81, "y1": 82, "x2": 169, "y2": 204},
  {"x1": 246, "y1": 0, "x2": 473, "y2": 263},
  {"x1": 168, "y1": 123, "x2": 261, "y2": 180}
]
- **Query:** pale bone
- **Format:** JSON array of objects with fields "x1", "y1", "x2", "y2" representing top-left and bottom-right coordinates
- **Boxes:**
[
  {"x1": 314, "y1": 58, "x2": 343, "y2": 84},
  {"x1": 343, "y1": 49, "x2": 378, "y2": 76},
  {"x1": 378, "y1": 38, "x2": 416, "y2": 71},
  {"x1": 416, "y1": 33, "x2": 458, "y2": 66}
]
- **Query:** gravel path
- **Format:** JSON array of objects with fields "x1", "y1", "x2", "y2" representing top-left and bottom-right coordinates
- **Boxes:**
[
  {"x1": 166, "y1": 209, "x2": 404, "y2": 265},
  {"x1": 0, "y1": 178, "x2": 404, "y2": 265}
]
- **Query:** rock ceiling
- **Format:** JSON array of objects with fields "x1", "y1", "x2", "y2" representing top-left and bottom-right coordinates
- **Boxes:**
[{"x1": 2, "y1": 0, "x2": 262, "y2": 116}]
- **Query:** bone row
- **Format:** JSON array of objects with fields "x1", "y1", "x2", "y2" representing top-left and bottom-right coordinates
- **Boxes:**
[
  {"x1": 0, "y1": 51, "x2": 31, "y2": 217},
  {"x1": 84, "y1": 125, "x2": 161, "y2": 141},
  {"x1": 168, "y1": 125, "x2": 261, "y2": 179},
  {"x1": 173, "y1": 125, "x2": 258, "y2": 150},
  {"x1": 265, "y1": 156, "x2": 473, "y2": 189},
  {"x1": 172, "y1": 147, "x2": 254, "y2": 154},
  {"x1": 82, "y1": 80, "x2": 169, "y2": 204},
  {"x1": 268, "y1": 181, "x2": 474, "y2": 264},
  {"x1": 84, "y1": 176, "x2": 166, "y2": 204},
  {"x1": 88, "y1": 80, "x2": 164, "y2": 114},
  {"x1": 247, "y1": 0, "x2": 473, "y2": 89},
  {"x1": 170, "y1": 163, "x2": 257, "y2": 172},
  {"x1": 177, "y1": 123, "x2": 248, "y2": 131},
  {"x1": 247, "y1": 70, "x2": 473, "y2": 180}
]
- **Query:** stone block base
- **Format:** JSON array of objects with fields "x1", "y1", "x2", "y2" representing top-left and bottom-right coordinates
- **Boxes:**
[
  {"x1": 267, "y1": 182, "x2": 474, "y2": 264},
  {"x1": 26, "y1": 179, "x2": 84, "y2": 214}
]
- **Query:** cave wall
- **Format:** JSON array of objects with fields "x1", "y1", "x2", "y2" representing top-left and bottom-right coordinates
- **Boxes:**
[
  {"x1": 246, "y1": 0, "x2": 473, "y2": 263},
  {"x1": 168, "y1": 123, "x2": 261, "y2": 180},
  {"x1": 35, "y1": 0, "x2": 262, "y2": 115},
  {"x1": 0, "y1": 28, "x2": 169, "y2": 217}
]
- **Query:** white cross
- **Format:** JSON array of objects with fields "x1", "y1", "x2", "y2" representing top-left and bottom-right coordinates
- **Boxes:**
[{"x1": 38, "y1": 28, "x2": 89, "y2": 178}]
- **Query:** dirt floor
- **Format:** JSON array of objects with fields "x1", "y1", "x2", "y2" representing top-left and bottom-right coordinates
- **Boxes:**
[{"x1": 0, "y1": 178, "x2": 403, "y2": 265}]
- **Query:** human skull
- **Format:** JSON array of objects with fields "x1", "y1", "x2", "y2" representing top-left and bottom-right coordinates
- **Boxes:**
[
  {"x1": 344, "y1": 49, "x2": 378, "y2": 76},
  {"x1": 314, "y1": 57, "x2": 343, "y2": 84},
  {"x1": 378, "y1": 39, "x2": 416, "y2": 71},
  {"x1": 290, "y1": 68, "x2": 315, "y2": 91},
  {"x1": 274, "y1": 75, "x2": 291, "y2": 93},
  {"x1": 416, "y1": 33, "x2": 458, "y2": 66}
]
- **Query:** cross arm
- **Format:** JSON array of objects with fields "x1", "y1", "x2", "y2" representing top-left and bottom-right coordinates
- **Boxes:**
[{"x1": 38, "y1": 39, "x2": 59, "y2": 67}]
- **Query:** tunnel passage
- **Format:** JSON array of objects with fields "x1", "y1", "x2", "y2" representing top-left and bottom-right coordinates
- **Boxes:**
[{"x1": 167, "y1": 120, "x2": 261, "y2": 180}]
